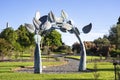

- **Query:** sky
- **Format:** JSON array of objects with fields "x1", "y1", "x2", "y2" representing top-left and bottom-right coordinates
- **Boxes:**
[{"x1": 0, "y1": 0, "x2": 120, "y2": 46}]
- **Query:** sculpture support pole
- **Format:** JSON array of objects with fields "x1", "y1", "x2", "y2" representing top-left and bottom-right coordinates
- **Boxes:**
[
  {"x1": 73, "y1": 30, "x2": 86, "y2": 71},
  {"x1": 34, "y1": 34, "x2": 42, "y2": 73},
  {"x1": 78, "y1": 40, "x2": 86, "y2": 71}
]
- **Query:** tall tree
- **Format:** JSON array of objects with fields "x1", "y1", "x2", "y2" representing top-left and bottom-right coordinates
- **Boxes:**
[
  {"x1": 108, "y1": 17, "x2": 120, "y2": 49},
  {"x1": 116, "y1": 24, "x2": 120, "y2": 49}
]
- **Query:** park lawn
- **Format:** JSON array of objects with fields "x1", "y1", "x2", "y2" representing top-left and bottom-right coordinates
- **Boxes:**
[
  {"x1": 87, "y1": 62, "x2": 115, "y2": 79},
  {"x1": 66, "y1": 55, "x2": 105, "y2": 61},
  {"x1": 0, "y1": 73, "x2": 95, "y2": 80},
  {"x1": 0, "y1": 60, "x2": 116, "y2": 80},
  {"x1": 0, "y1": 61, "x2": 65, "y2": 73},
  {"x1": 0, "y1": 72, "x2": 114, "y2": 80}
]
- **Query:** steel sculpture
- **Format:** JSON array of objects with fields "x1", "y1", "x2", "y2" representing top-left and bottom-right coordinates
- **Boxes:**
[{"x1": 25, "y1": 10, "x2": 92, "y2": 73}]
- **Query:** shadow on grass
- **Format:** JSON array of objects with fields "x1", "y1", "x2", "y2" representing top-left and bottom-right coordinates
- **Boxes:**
[
  {"x1": 97, "y1": 68, "x2": 114, "y2": 72},
  {"x1": 87, "y1": 68, "x2": 115, "y2": 72}
]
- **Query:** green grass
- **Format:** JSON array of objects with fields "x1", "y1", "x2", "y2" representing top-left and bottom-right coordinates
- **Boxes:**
[
  {"x1": 87, "y1": 62, "x2": 115, "y2": 79},
  {"x1": 0, "y1": 62, "x2": 33, "y2": 73},
  {"x1": 0, "y1": 61, "x2": 66, "y2": 73},
  {"x1": 0, "y1": 73, "x2": 95, "y2": 80},
  {"x1": 0, "y1": 61, "x2": 117, "y2": 80},
  {"x1": 66, "y1": 55, "x2": 105, "y2": 61},
  {"x1": 0, "y1": 55, "x2": 119, "y2": 80}
]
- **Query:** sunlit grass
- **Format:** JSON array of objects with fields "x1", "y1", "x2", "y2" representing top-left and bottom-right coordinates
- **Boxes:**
[
  {"x1": 66, "y1": 55, "x2": 105, "y2": 61},
  {"x1": 0, "y1": 61, "x2": 66, "y2": 73},
  {"x1": 0, "y1": 55, "x2": 118, "y2": 80}
]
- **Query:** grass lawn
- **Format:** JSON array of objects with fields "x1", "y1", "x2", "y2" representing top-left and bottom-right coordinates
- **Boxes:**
[
  {"x1": 0, "y1": 73, "x2": 97, "y2": 80},
  {"x1": 0, "y1": 56, "x2": 119, "y2": 80},
  {"x1": 66, "y1": 55, "x2": 105, "y2": 61}
]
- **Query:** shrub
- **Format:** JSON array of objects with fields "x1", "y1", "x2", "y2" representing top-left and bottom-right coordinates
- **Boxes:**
[{"x1": 110, "y1": 49, "x2": 120, "y2": 57}]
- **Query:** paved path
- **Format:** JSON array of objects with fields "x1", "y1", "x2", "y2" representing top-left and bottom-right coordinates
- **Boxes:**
[{"x1": 16, "y1": 58, "x2": 80, "y2": 73}]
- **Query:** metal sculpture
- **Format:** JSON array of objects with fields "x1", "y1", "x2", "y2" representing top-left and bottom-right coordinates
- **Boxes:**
[{"x1": 25, "y1": 10, "x2": 92, "y2": 73}]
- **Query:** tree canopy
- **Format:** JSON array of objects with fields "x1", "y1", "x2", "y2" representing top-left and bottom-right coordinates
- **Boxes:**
[
  {"x1": 107, "y1": 18, "x2": 120, "y2": 49},
  {"x1": 16, "y1": 25, "x2": 34, "y2": 48},
  {"x1": 0, "y1": 27, "x2": 18, "y2": 44},
  {"x1": 94, "y1": 37, "x2": 110, "y2": 47},
  {"x1": 43, "y1": 30, "x2": 62, "y2": 47}
]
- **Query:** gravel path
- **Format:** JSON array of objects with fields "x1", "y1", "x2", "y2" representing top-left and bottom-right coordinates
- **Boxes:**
[
  {"x1": 16, "y1": 58, "x2": 80, "y2": 73},
  {"x1": 43, "y1": 58, "x2": 80, "y2": 73}
]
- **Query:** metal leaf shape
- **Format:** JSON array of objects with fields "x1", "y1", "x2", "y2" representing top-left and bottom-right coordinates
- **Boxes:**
[
  {"x1": 82, "y1": 23, "x2": 92, "y2": 34},
  {"x1": 62, "y1": 23, "x2": 72, "y2": 30},
  {"x1": 35, "y1": 11, "x2": 40, "y2": 20},
  {"x1": 68, "y1": 29, "x2": 74, "y2": 34},
  {"x1": 67, "y1": 20, "x2": 74, "y2": 25},
  {"x1": 55, "y1": 17, "x2": 63, "y2": 23},
  {"x1": 25, "y1": 23, "x2": 35, "y2": 33},
  {"x1": 48, "y1": 11, "x2": 56, "y2": 22},
  {"x1": 39, "y1": 15, "x2": 48, "y2": 24},
  {"x1": 60, "y1": 28, "x2": 67, "y2": 32},
  {"x1": 33, "y1": 18, "x2": 41, "y2": 29},
  {"x1": 33, "y1": 18, "x2": 40, "y2": 30},
  {"x1": 42, "y1": 21, "x2": 52, "y2": 30},
  {"x1": 61, "y1": 10, "x2": 68, "y2": 20}
]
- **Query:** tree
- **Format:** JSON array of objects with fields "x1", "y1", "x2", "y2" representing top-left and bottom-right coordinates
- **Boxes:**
[
  {"x1": 16, "y1": 25, "x2": 34, "y2": 49},
  {"x1": 0, "y1": 27, "x2": 21, "y2": 51},
  {"x1": 94, "y1": 37, "x2": 110, "y2": 47},
  {"x1": 0, "y1": 38, "x2": 12, "y2": 60},
  {"x1": 94, "y1": 37, "x2": 110, "y2": 58},
  {"x1": 108, "y1": 17, "x2": 120, "y2": 49},
  {"x1": 116, "y1": 24, "x2": 120, "y2": 49},
  {"x1": 117, "y1": 16, "x2": 120, "y2": 24},
  {"x1": 43, "y1": 30, "x2": 62, "y2": 47},
  {"x1": 0, "y1": 27, "x2": 18, "y2": 44},
  {"x1": 72, "y1": 42, "x2": 81, "y2": 54}
]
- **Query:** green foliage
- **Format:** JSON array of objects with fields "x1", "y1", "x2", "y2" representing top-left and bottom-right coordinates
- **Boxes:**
[
  {"x1": 110, "y1": 49, "x2": 120, "y2": 57},
  {"x1": 0, "y1": 38, "x2": 12, "y2": 59},
  {"x1": 108, "y1": 25, "x2": 117, "y2": 45},
  {"x1": 72, "y1": 42, "x2": 81, "y2": 53},
  {"x1": 56, "y1": 45, "x2": 72, "y2": 54},
  {"x1": 0, "y1": 25, "x2": 35, "y2": 58},
  {"x1": 43, "y1": 30, "x2": 62, "y2": 47},
  {"x1": 16, "y1": 25, "x2": 34, "y2": 48},
  {"x1": 108, "y1": 23, "x2": 120, "y2": 49},
  {"x1": 94, "y1": 37, "x2": 110, "y2": 47},
  {"x1": 117, "y1": 16, "x2": 120, "y2": 24},
  {"x1": 116, "y1": 24, "x2": 120, "y2": 49},
  {"x1": 0, "y1": 27, "x2": 18, "y2": 44},
  {"x1": 93, "y1": 37, "x2": 111, "y2": 57}
]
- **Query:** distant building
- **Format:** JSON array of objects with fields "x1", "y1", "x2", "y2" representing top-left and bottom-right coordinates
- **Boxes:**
[{"x1": 6, "y1": 22, "x2": 9, "y2": 28}]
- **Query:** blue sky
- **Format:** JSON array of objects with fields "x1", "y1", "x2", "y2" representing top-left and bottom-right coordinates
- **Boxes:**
[{"x1": 0, "y1": 0, "x2": 120, "y2": 46}]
